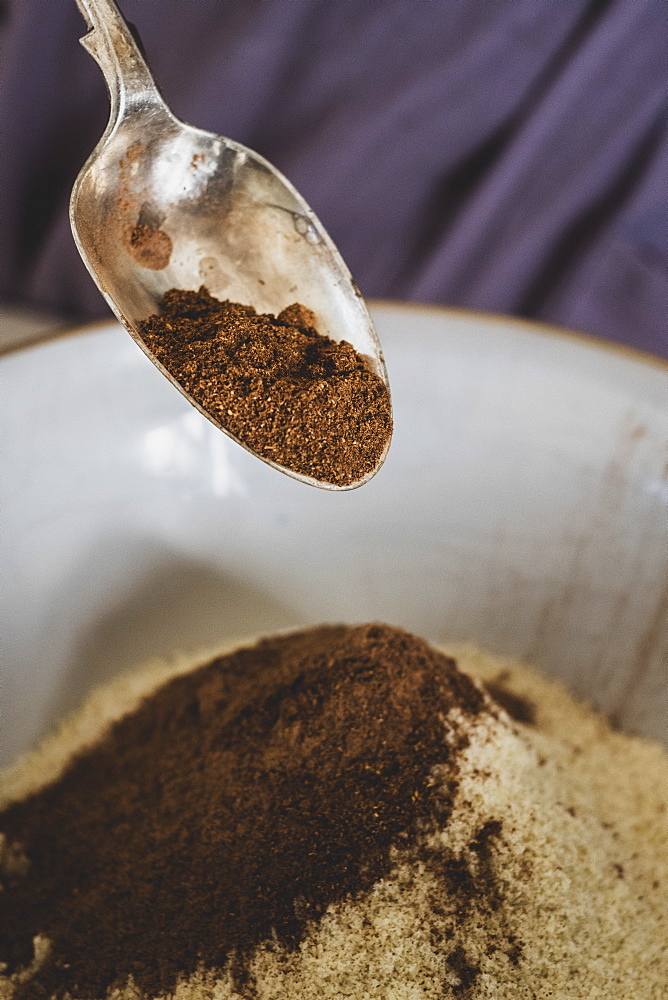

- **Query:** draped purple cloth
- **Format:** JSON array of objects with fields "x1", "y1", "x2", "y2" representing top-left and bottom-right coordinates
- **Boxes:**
[{"x1": 1, "y1": 0, "x2": 666, "y2": 356}]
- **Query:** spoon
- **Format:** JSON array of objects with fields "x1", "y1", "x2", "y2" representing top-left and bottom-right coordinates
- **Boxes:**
[{"x1": 70, "y1": 0, "x2": 391, "y2": 490}]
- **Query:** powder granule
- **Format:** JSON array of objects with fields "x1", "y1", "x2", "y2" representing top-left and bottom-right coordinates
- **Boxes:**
[{"x1": 1, "y1": 633, "x2": 666, "y2": 1000}]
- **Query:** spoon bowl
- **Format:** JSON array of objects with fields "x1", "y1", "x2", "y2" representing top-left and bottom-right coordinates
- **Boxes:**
[{"x1": 71, "y1": 0, "x2": 390, "y2": 490}]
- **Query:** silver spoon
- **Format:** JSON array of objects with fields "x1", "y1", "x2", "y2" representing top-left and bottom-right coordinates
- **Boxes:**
[{"x1": 70, "y1": 0, "x2": 391, "y2": 491}]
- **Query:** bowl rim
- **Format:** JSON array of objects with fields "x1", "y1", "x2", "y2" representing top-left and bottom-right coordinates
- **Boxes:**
[{"x1": 2, "y1": 299, "x2": 666, "y2": 373}]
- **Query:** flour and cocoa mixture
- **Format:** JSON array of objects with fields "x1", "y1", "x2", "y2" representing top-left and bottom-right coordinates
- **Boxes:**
[
  {"x1": 137, "y1": 288, "x2": 392, "y2": 487},
  {"x1": 1, "y1": 625, "x2": 666, "y2": 1000}
]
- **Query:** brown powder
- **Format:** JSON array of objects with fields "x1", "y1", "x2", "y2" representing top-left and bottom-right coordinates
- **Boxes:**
[
  {"x1": 137, "y1": 287, "x2": 392, "y2": 487},
  {"x1": 446, "y1": 945, "x2": 481, "y2": 995},
  {"x1": 483, "y1": 679, "x2": 536, "y2": 725},
  {"x1": 418, "y1": 817, "x2": 519, "y2": 994},
  {"x1": 123, "y1": 223, "x2": 173, "y2": 270},
  {"x1": 0, "y1": 625, "x2": 487, "y2": 999}
]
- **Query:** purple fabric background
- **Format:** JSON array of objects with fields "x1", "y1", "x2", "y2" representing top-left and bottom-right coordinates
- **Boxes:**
[{"x1": 1, "y1": 0, "x2": 666, "y2": 356}]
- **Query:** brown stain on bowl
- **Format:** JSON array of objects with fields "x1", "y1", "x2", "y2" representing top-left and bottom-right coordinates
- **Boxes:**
[
  {"x1": 123, "y1": 223, "x2": 173, "y2": 270},
  {"x1": 528, "y1": 413, "x2": 653, "y2": 667},
  {"x1": 609, "y1": 572, "x2": 668, "y2": 731}
]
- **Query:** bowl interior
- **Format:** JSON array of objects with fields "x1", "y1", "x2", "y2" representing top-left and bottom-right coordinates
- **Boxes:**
[{"x1": 2, "y1": 303, "x2": 666, "y2": 765}]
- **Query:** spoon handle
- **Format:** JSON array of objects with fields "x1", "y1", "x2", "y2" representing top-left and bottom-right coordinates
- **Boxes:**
[{"x1": 75, "y1": 0, "x2": 169, "y2": 123}]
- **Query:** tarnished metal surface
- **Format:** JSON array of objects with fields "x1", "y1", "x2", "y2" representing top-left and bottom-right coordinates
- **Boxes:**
[{"x1": 71, "y1": 0, "x2": 390, "y2": 490}]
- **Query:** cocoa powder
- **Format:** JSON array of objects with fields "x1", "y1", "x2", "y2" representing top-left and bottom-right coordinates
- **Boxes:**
[
  {"x1": 483, "y1": 679, "x2": 536, "y2": 725},
  {"x1": 137, "y1": 287, "x2": 392, "y2": 487},
  {"x1": 124, "y1": 223, "x2": 173, "y2": 270},
  {"x1": 0, "y1": 625, "x2": 487, "y2": 999}
]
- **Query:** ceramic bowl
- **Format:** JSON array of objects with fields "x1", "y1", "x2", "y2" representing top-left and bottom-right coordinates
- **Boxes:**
[{"x1": 2, "y1": 303, "x2": 666, "y2": 766}]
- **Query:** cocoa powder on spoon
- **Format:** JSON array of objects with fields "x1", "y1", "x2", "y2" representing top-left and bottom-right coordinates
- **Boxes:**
[{"x1": 138, "y1": 287, "x2": 392, "y2": 487}]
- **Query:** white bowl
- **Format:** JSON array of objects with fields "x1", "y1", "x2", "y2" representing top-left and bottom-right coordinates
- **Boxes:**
[{"x1": 2, "y1": 303, "x2": 666, "y2": 766}]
